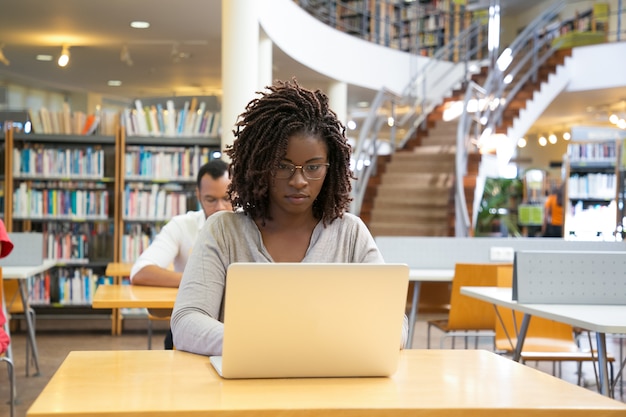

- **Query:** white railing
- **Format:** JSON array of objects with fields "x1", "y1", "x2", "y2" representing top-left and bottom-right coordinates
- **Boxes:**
[
  {"x1": 455, "y1": 0, "x2": 568, "y2": 237},
  {"x1": 350, "y1": 21, "x2": 489, "y2": 215}
]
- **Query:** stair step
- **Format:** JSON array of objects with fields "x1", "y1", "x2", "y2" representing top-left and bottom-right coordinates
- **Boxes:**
[
  {"x1": 373, "y1": 195, "x2": 450, "y2": 208},
  {"x1": 394, "y1": 149, "x2": 455, "y2": 159},
  {"x1": 376, "y1": 185, "x2": 450, "y2": 199},
  {"x1": 370, "y1": 209, "x2": 448, "y2": 223},
  {"x1": 369, "y1": 222, "x2": 449, "y2": 237},
  {"x1": 380, "y1": 173, "x2": 454, "y2": 187},
  {"x1": 421, "y1": 135, "x2": 457, "y2": 145},
  {"x1": 412, "y1": 144, "x2": 456, "y2": 154},
  {"x1": 384, "y1": 161, "x2": 455, "y2": 173}
]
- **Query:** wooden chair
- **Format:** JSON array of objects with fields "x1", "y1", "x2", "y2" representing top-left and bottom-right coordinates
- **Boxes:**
[
  {"x1": 146, "y1": 262, "x2": 174, "y2": 350},
  {"x1": 0, "y1": 269, "x2": 16, "y2": 417},
  {"x1": 147, "y1": 308, "x2": 172, "y2": 349},
  {"x1": 494, "y1": 270, "x2": 615, "y2": 392},
  {"x1": 427, "y1": 263, "x2": 513, "y2": 349}
]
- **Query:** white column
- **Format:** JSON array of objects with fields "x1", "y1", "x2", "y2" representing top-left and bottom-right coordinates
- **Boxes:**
[
  {"x1": 221, "y1": 0, "x2": 260, "y2": 156},
  {"x1": 327, "y1": 80, "x2": 348, "y2": 125},
  {"x1": 258, "y1": 30, "x2": 273, "y2": 90}
]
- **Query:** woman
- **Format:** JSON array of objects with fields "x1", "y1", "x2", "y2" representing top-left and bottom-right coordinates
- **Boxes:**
[
  {"x1": 542, "y1": 184, "x2": 564, "y2": 238},
  {"x1": 171, "y1": 80, "x2": 407, "y2": 356}
]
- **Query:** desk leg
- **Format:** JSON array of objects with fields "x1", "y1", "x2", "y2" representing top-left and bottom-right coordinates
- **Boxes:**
[
  {"x1": 407, "y1": 282, "x2": 421, "y2": 349},
  {"x1": 595, "y1": 332, "x2": 611, "y2": 397},
  {"x1": 18, "y1": 280, "x2": 40, "y2": 376},
  {"x1": 116, "y1": 308, "x2": 123, "y2": 335},
  {"x1": 512, "y1": 313, "x2": 531, "y2": 362},
  {"x1": 110, "y1": 307, "x2": 123, "y2": 335}
]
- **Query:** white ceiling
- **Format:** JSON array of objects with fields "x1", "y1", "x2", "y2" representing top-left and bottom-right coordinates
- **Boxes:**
[{"x1": 0, "y1": 0, "x2": 624, "y2": 134}]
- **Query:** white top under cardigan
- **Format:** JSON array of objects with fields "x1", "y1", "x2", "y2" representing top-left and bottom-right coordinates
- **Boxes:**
[{"x1": 170, "y1": 210, "x2": 408, "y2": 356}]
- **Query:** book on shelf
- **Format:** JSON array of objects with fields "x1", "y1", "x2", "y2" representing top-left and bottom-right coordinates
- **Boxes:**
[
  {"x1": 133, "y1": 99, "x2": 149, "y2": 136},
  {"x1": 27, "y1": 105, "x2": 110, "y2": 135},
  {"x1": 57, "y1": 267, "x2": 99, "y2": 305},
  {"x1": 123, "y1": 97, "x2": 220, "y2": 137},
  {"x1": 81, "y1": 114, "x2": 101, "y2": 135}
]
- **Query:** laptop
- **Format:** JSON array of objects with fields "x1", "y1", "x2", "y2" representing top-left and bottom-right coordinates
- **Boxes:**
[{"x1": 210, "y1": 262, "x2": 409, "y2": 379}]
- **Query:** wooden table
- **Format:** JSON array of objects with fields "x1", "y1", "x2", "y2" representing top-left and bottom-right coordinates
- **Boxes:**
[
  {"x1": 461, "y1": 286, "x2": 626, "y2": 397},
  {"x1": 103, "y1": 262, "x2": 134, "y2": 334},
  {"x1": 93, "y1": 280, "x2": 178, "y2": 337},
  {"x1": 104, "y1": 262, "x2": 133, "y2": 284},
  {"x1": 92, "y1": 284, "x2": 178, "y2": 309},
  {"x1": 26, "y1": 349, "x2": 626, "y2": 417},
  {"x1": 407, "y1": 269, "x2": 454, "y2": 348}
]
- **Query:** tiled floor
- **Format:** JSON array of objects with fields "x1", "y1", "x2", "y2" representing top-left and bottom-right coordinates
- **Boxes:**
[{"x1": 0, "y1": 313, "x2": 624, "y2": 417}]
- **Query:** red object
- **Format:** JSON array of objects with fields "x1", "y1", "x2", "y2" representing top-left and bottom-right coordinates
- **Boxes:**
[{"x1": 0, "y1": 219, "x2": 14, "y2": 354}]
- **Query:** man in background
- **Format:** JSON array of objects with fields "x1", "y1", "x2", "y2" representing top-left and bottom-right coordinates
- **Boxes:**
[{"x1": 131, "y1": 159, "x2": 232, "y2": 348}]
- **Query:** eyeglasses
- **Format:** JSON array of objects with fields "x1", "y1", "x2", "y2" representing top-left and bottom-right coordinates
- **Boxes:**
[
  {"x1": 274, "y1": 162, "x2": 330, "y2": 180},
  {"x1": 202, "y1": 196, "x2": 231, "y2": 206}
]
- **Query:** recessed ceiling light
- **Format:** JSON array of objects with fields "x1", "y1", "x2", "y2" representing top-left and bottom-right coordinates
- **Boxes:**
[
  {"x1": 108, "y1": 80, "x2": 122, "y2": 87},
  {"x1": 36, "y1": 54, "x2": 53, "y2": 61},
  {"x1": 357, "y1": 101, "x2": 370, "y2": 108},
  {"x1": 130, "y1": 21, "x2": 150, "y2": 29}
]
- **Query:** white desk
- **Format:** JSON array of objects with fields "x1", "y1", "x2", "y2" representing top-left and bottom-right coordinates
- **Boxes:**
[
  {"x1": 460, "y1": 286, "x2": 626, "y2": 397},
  {"x1": 407, "y1": 269, "x2": 454, "y2": 348},
  {"x1": 2, "y1": 259, "x2": 57, "y2": 376}
]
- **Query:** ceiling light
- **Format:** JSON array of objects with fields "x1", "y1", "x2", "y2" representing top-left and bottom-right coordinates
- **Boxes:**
[
  {"x1": 130, "y1": 21, "x2": 150, "y2": 29},
  {"x1": 517, "y1": 138, "x2": 527, "y2": 148},
  {"x1": 58, "y1": 45, "x2": 70, "y2": 67},
  {"x1": 548, "y1": 134, "x2": 557, "y2": 144},
  {"x1": 538, "y1": 136, "x2": 547, "y2": 146},
  {"x1": 107, "y1": 80, "x2": 122, "y2": 87},
  {"x1": 563, "y1": 132, "x2": 571, "y2": 140},
  {"x1": 36, "y1": 54, "x2": 53, "y2": 61}
]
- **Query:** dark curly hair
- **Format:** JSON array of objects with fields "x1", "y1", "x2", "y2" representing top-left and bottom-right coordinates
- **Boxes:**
[{"x1": 225, "y1": 79, "x2": 354, "y2": 226}]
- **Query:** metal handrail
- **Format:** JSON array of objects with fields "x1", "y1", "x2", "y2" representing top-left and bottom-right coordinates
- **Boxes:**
[
  {"x1": 455, "y1": 0, "x2": 568, "y2": 237},
  {"x1": 350, "y1": 21, "x2": 489, "y2": 215}
]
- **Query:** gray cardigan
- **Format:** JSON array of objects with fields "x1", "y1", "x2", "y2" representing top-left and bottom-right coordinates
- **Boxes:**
[{"x1": 171, "y1": 210, "x2": 407, "y2": 356}]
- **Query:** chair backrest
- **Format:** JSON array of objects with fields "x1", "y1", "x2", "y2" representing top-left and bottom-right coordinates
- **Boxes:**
[
  {"x1": 495, "y1": 268, "x2": 579, "y2": 353},
  {"x1": 2, "y1": 280, "x2": 23, "y2": 314},
  {"x1": 446, "y1": 263, "x2": 513, "y2": 331}
]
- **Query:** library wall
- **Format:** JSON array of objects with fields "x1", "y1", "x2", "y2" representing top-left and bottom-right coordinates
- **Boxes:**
[{"x1": 516, "y1": 137, "x2": 568, "y2": 178}]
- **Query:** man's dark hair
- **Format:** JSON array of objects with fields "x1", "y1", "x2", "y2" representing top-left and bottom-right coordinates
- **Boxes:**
[
  {"x1": 225, "y1": 79, "x2": 354, "y2": 226},
  {"x1": 196, "y1": 159, "x2": 229, "y2": 188}
]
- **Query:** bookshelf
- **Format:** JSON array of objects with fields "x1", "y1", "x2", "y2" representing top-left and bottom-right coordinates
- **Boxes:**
[
  {"x1": 117, "y1": 133, "x2": 220, "y2": 264},
  {"x1": 2, "y1": 112, "x2": 221, "y2": 330},
  {"x1": 563, "y1": 139, "x2": 624, "y2": 241},
  {"x1": 4, "y1": 130, "x2": 116, "y2": 310},
  {"x1": 114, "y1": 126, "x2": 220, "y2": 332},
  {"x1": 297, "y1": 0, "x2": 476, "y2": 55}
]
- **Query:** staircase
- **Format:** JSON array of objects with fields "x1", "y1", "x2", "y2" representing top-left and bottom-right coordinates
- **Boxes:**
[
  {"x1": 367, "y1": 123, "x2": 456, "y2": 237},
  {"x1": 498, "y1": 48, "x2": 573, "y2": 133},
  {"x1": 361, "y1": 47, "x2": 571, "y2": 238}
]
